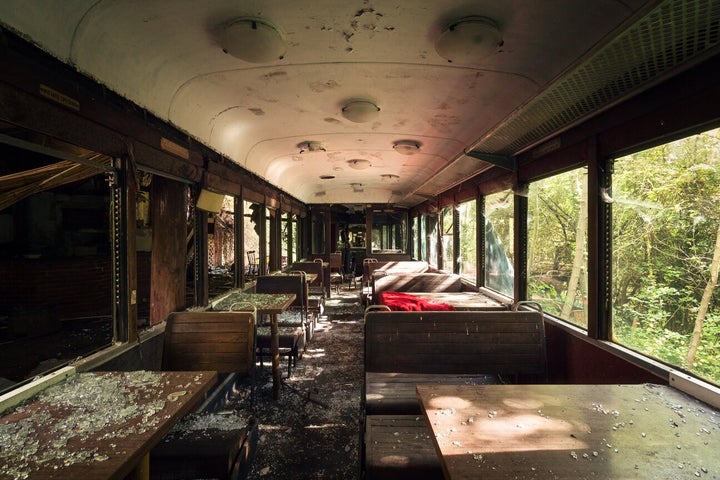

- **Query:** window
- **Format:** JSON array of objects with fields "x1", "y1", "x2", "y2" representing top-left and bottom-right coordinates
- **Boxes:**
[
  {"x1": 427, "y1": 214, "x2": 438, "y2": 268},
  {"x1": 244, "y1": 200, "x2": 261, "y2": 278},
  {"x1": 440, "y1": 206, "x2": 454, "y2": 272},
  {"x1": 371, "y1": 211, "x2": 407, "y2": 253},
  {"x1": 458, "y1": 199, "x2": 477, "y2": 282},
  {"x1": 208, "y1": 195, "x2": 235, "y2": 270},
  {"x1": 527, "y1": 169, "x2": 588, "y2": 325},
  {"x1": 0, "y1": 139, "x2": 114, "y2": 390},
  {"x1": 612, "y1": 128, "x2": 720, "y2": 385},
  {"x1": 208, "y1": 195, "x2": 236, "y2": 296},
  {"x1": 311, "y1": 209, "x2": 325, "y2": 254},
  {"x1": 484, "y1": 190, "x2": 514, "y2": 296},
  {"x1": 418, "y1": 215, "x2": 427, "y2": 261},
  {"x1": 281, "y1": 212, "x2": 291, "y2": 268}
]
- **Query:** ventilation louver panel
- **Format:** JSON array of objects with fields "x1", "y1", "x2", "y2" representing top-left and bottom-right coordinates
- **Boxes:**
[{"x1": 477, "y1": 0, "x2": 720, "y2": 156}]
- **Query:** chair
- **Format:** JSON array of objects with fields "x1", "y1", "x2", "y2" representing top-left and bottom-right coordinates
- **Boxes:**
[
  {"x1": 246, "y1": 250, "x2": 259, "y2": 280},
  {"x1": 329, "y1": 252, "x2": 344, "y2": 293}
]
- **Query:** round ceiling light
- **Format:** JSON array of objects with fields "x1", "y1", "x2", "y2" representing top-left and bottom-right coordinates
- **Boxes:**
[
  {"x1": 298, "y1": 141, "x2": 325, "y2": 153},
  {"x1": 393, "y1": 140, "x2": 421, "y2": 155},
  {"x1": 222, "y1": 18, "x2": 286, "y2": 63},
  {"x1": 435, "y1": 16, "x2": 502, "y2": 64},
  {"x1": 342, "y1": 100, "x2": 380, "y2": 123},
  {"x1": 347, "y1": 159, "x2": 372, "y2": 170},
  {"x1": 381, "y1": 174, "x2": 400, "y2": 183}
]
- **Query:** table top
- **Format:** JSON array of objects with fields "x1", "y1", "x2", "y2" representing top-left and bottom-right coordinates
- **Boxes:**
[
  {"x1": 209, "y1": 290, "x2": 296, "y2": 314},
  {"x1": 417, "y1": 383, "x2": 720, "y2": 480},
  {"x1": 0, "y1": 370, "x2": 216, "y2": 480}
]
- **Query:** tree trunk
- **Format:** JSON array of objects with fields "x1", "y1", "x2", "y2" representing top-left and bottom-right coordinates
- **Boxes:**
[
  {"x1": 561, "y1": 180, "x2": 588, "y2": 320},
  {"x1": 685, "y1": 222, "x2": 720, "y2": 367}
]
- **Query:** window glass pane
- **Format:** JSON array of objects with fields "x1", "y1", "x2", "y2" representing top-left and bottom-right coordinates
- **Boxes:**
[
  {"x1": 265, "y1": 207, "x2": 271, "y2": 270},
  {"x1": 427, "y1": 214, "x2": 438, "y2": 268},
  {"x1": 418, "y1": 215, "x2": 427, "y2": 261},
  {"x1": 0, "y1": 143, "x2": 113, "y2": 388},
  {"x1": 412, "y1": 216, "x2": 419, "y2": 259},
  {"x1": 281, "y1": 212, "x2": 290, "y2": 268},
  {"x1": 208, "y1": 195, "x2": 235, "y2": 296},
  {"x1": 441, "y1": 206, "x2": 453, "y2": 271},
  {"x1": 244, "y1": 200, "x2": 260, "y2": 279},
  {"x1": 527, "y1": 169, "x2": 588, "y2": 325},
  {"x1": 371, "y1": 211, "x2": 406, "y2": 253},
  {"x1": 485, "y1": 190, "x2": 514, "y2": 296},
  {"x1": 311, "y1": 210, "x2": 325, "y2": 254},
  {"x1": 612, "y1": 128, "x2": 720, "y2": 385},
  {"x1": 458, "y1": 199, "x2": 477, "y2": 282},
  {"x1": 208, "y1": 195, "x2": 235, "y2": 270}
]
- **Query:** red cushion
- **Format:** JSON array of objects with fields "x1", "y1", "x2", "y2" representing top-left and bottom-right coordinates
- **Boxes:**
[{"x1": 377, "y1": 291, "x2": 455, "y2": 311}]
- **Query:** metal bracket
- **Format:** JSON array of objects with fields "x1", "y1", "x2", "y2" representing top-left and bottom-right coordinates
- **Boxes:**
[{"x1": 465, "y1": 150, "x2": 517, "y2": 171}]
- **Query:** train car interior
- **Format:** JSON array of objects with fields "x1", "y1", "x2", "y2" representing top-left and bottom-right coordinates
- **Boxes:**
[{"x1": 1, "y1": 1, "x2": 720, "y2": 479}]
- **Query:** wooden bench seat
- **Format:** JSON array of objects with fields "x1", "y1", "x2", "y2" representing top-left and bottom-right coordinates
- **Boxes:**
[
  {"x1": 150, "y1": 414, "x2": 258, "y2": 480},
  {"x1": 363, "y1": 310, "x2": 547, "y2": 415},
  {"x1": 158, "y1": 311, "x2": 258, "y2": 479},
  {"x1": 364, "y1": 415, "x2": 442, "y2": 480},
  {"x1": 364, "y1": 372, "x2": 497, "y2": 415},
  {"x1": 362, "y1": 310, "x2": 547, "y2": 478}
]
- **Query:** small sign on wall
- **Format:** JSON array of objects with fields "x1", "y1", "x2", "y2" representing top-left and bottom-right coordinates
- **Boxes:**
[{"x1": 196, "y1": 189, "x2": 225, "y2": 213}]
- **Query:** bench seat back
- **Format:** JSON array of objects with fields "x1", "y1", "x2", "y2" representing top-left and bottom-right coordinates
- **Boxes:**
[
  {"x1": 364, "y1": 311, "x2": 547, "y2": 380},
  {"x1": 255, "y1": 275, "x2": 307, "y2": 312},
  {"x1": 290, "y1": 261, "x2": 328, "y2": 296},
  {"x1": 163, "y1": 311, "x2": 255, "y2": 374},
  {"x1": 372, "y1": 273, "x2": 463, "y2": 297},
  {"x1": 365, "y1": 260, "x2": 428, "y2": 280}
]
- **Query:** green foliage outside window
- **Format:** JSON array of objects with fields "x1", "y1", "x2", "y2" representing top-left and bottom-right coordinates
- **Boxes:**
[
  {"x1": 612, "y1": 128, "x2": 720, "y2": 385},
  {"x1": 527, "y1": 169, "x2": 588, "y2": 326}
]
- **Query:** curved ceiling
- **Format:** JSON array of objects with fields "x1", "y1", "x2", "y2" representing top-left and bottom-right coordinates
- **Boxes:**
[{"x1": 1, "y1": 0, "x2": 717, "y2": 206}]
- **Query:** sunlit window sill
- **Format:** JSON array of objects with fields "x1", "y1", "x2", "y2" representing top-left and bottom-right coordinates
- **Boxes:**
[{"x1": 543, "y1": 315, "x2": 720, "y2": 409}]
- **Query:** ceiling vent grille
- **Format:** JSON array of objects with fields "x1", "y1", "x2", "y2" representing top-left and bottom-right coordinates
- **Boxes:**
[{"x1": 475, "y1": 0, "x2": 720, "y2": 155}]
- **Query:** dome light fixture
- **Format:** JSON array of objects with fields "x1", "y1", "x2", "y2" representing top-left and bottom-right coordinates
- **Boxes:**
[
  {"x1": 435, "y1": 16, "x2": 502, "y2": 64},
  {"x1": 221, "y1": 18, "x2": 286, "y2": 63},
  {"x1": 393, "y1": 140, "x2": 421, "y2": 155},
  {"x1": 381, "y1": 174, "x2": 400, "y2": 183},
  {"x1": 347, "y1": 159, "x2": 372, "y2": 170},
  {"x1": 342, "y1": 100, "x2": 380, "y2": 123},
  {"x1": 298, "y1": 141, "x2": 325, "y2": 153}
]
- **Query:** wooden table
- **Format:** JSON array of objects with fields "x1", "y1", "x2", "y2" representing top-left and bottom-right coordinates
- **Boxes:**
[
  {"x1": 382, "y1": 291, "x2": 507, "y2": 310},
  {"x1": 210, "y1": 291, "x2": 296, "y2": 400},
  {"x1": 0, "y1": 370, "x2": 216, "y2": 480},
  {"x1": 417, "y1": 383, "x2": 720, "y2": 479}
]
